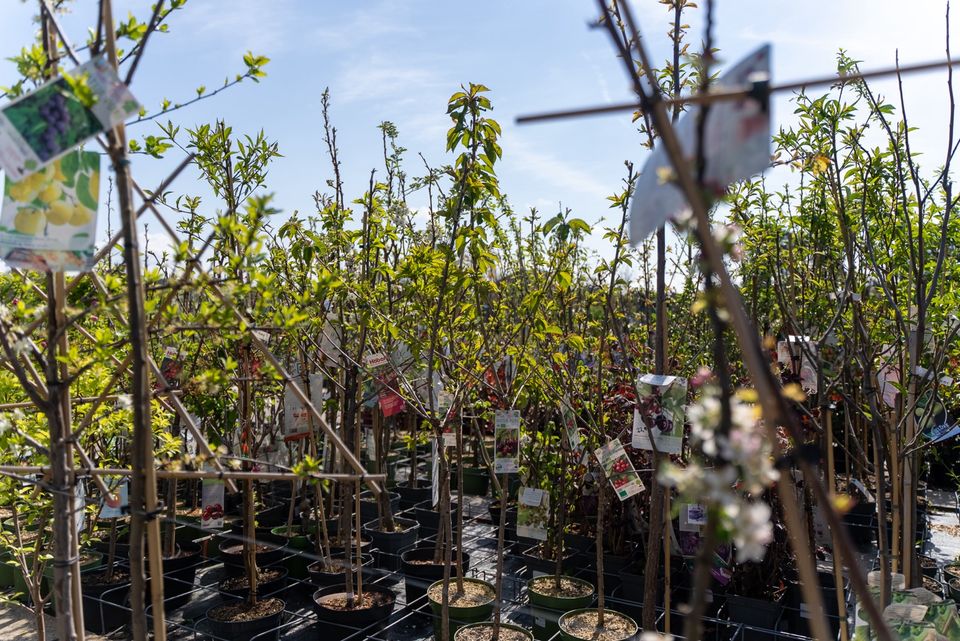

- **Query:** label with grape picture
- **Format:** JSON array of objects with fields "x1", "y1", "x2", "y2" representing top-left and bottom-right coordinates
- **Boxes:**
[
  {"x1": 0, "y1": 149, "x2": 100, "y2": 272},
  {"x1": 493, "y1": 409, "x2": 520, "y2": 473},
  {"x1": 632, "y1": 373, "x2": 687, "y2": 455},
  {"x1": 594, "y1": 439, "x2": 644, "y2": 500},
  {"x1": 0, "y1": 56, "x2": 140, "y2": 181}
]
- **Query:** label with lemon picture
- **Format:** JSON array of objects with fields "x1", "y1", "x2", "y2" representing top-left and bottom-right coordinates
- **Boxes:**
[{"x1": 0, "y1": 149, "x2": 100, "y2": 272}]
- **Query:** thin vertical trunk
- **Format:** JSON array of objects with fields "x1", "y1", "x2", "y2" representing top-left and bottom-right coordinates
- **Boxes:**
[
  {"x1": 492, "y1": 473, "x2": 508, "y2": 639},
  {"x1": 241, "y1": 347, "x2": 258, "y2": 606},
  {"x1": 455, "y1": 415, "x2": 464, "y2": 590},
  {"x1": 45, "y1": 275, "x2": 76, "y2": 641},
  {"x1": 101, "y1": 1, "x2": 166, "y2": 636},
  {"x1": 38, "y1": 13, "x2": 79, "y2": 641},
  {"x1": 354, "y1": 484, "x2": 363, "y2": 601},
  {"x1": 826, "y1": 408, "x2": 850, "y2": 641},
  {"x1": 596, "y1": 489, "x2": 606, "y2": 627},
  {"x1": 243, "y1": 478, "x2": 258, "y2": 605},
  {"x1": 553, "y1": 427, "x2": 569, "y2": 589}
]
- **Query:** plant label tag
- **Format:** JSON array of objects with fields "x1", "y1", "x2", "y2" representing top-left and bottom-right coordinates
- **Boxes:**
[
  {"x1": 0, "y1": 56, "x2": 140, "y2": 181},
  {"x1": 442, "y1": 428, "x2": 457, "y2": 448},
  {"x1": 520, "y1": 487, "x2": 545, "y2": 506},
  {"x1": 1, "y1": 149, "x2": 101, "y2": 272},
  {"x1": 252, "y1": 329, "x2": 269, "y2": 343},
  {"x1": 100, "y1": 479, "x2": 128, "y2": 519},
  {"x1": 364, "y1": 352, "x2": 390, "y2": 370},
  {"x1": 365, "y1": 427, "x2": 376, "y2": 460},
  {"x1": 885, "y1": 604, "x2": 927, "y2": 622},
  {"x1": 630, "y1": 45, "x2": 771, "y2": 242},
  {"x1": 494, "y1": 409, "x2": 520, "y2": 473},
  {"x1": 595, "y1": 439, "x2": 644, "y2": 500},
  {"x1": 517, "y1": 489, "x2": 548, "y2": 541},
  {"x1": 201, "y1": 475, "x2": 224, "y2": 529},
  {"x1": 632, "y1": 374, "x2": 686, "y2": 454}
]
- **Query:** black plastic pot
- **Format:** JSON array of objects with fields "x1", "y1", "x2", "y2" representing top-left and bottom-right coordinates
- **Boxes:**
[
  {"x1": 726, "y1": 594, "x2": 783, "y2": 641},
  {"x1": 327, "y1": 534, "x2": 373, "y2": 558},
  {"x1": 301, "y1": 512, "x2": 341, "y2": 539},
  {"x1": 206, "y1": 597, "x2": 285, "y2": 641},
  {"x1": 396, "y1": 482, "x2": 433, "y2": 509},
  {"x1": 219, "y1": 540, "x2": 284, "y2": 578},
  {"x1": 618, "y1": 567, "x2": 664, "y2": 606},
  {"x1": 841, "y1": 502, "x2": 876, "y2": 549},
  {"x1": 451, "y1": 466, "x2": 490, "y2": 496},
  {"x1": 312, "y1": 584, "x2": 396, "y2": 639},
  {"x1": 522, "y1": 545, "x2": 579, "y2": 581},
  {"x1": 786, "y1": 578, "x2": 842, "y2": 639},
  {"x1": 359, "y1": 491, "x2": 401, "y2": 524},
  {"x1": 400, "y1": 546, "x2": 471, "y2": 606},
  {"x1": 218, "y1": 566, "x2": 289, "y2": 602},
  {"x1": 306, "y1": 553, "x2": 375, "y2": 588},
  {"x1": 256, "y1": 503, "x2": 288, "y2": 528},
  {"x1": 363, "y1": 517, "x2": 419, "y2": 571},
  {"x1": 920, "y1": 555, "x2": 938, "y2": 579},
  {"x1": 81, "y1": 569, "x2": 131, "y2": 634},
  {"x1": 562, "y1": 531, "x2": 594, "y2": 555},
  {"x1": 147, "y1": 541, "x2": 202, "y2": 610},
  {"x1": 413, "y1": 500, "x2": 458, "y2": 535}
]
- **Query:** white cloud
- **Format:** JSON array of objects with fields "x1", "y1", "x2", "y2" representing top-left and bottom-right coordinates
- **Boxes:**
[
  {"x1": 182, "y1": 0, "x2": 300, "y2": 58},
  {"x1": 311, "y1": 2, "x2": 416, "y2": 52},
  {"x1": 505, "y1": 136, "x2": 611, "y2": 202},
  {"x1": 333, "y1": 57, "x2": 446, "y2": 105}
]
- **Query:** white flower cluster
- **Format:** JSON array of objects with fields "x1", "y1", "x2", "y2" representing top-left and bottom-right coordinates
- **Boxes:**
[{"x1": 660, "y1": 384, "x2": 778, "y2": 563}]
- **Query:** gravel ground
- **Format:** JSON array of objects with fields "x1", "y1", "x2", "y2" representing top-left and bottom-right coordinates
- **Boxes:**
[{"x1": 0, "y1": 603, "x2": 107, "y2": 641}]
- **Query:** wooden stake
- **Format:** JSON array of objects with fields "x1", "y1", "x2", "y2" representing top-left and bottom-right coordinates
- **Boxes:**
[
  {"x1": 517, "y1": 56, "x2": 960, "y2": 125},
  {"x1": 100, "y1": 2, "x2": 166, "y2": 638}
]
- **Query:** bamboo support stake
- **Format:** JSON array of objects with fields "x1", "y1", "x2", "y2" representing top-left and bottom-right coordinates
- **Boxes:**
[
  {"x1": 517, "y1": 57, "x2": 960, "y2": 124},
  {"x1": 56, "y1": 272, "x2": 86, "y2": 641},
  {"x1": 663, "y1": 491, "x2": 671, "y2": 634},
  {"x1": 99, "y1": 2, "x2": 166, "y2": 639},
  {"x1": 37, "y1": 11, "x2": 81, "y2": 640}
]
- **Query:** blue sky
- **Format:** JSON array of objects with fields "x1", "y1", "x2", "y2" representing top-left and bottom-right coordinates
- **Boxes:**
[{"x1": 0, "y1": 1, "x2": 958, "y2": 260}]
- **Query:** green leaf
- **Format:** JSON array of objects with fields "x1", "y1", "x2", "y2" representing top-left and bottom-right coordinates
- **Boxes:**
[
  {"x1": 75, "y1": 174, "x2": 98, "y2": 211},
  {"x1": 59, "y1": 151, "x2": 80, "y2": 184}
]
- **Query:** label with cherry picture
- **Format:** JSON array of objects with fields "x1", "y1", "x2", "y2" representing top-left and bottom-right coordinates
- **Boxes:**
[
  {"x1": 595, "y1": 439, "x2": 644, "y2": 501},
  {"x1": 493, "y1": 409, "x2": 520, "y2": 473},
  {"x1": 201, "y1": 474, "x2": 224, "y2": 529}
]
